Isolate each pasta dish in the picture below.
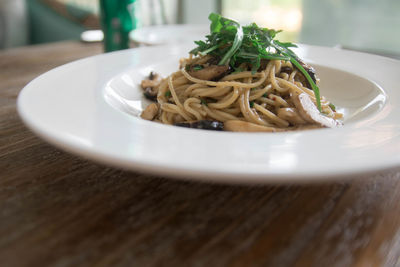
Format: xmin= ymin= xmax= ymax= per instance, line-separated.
xmin=140 ymin=13 xmax=342 ymax=132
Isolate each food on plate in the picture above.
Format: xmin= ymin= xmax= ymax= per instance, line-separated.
xmin=140 ymin=13 xmax=343 ymax=132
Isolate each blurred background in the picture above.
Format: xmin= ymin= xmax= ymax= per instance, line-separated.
xmin=0 ymin=0 xmax=399 ymax=58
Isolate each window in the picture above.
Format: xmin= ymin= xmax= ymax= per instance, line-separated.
xmin=222 ymin=0 xmax=400 ymax=57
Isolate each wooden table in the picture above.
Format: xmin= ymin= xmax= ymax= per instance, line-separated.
xmin=1 ymin=41 xmax=400 ymax=267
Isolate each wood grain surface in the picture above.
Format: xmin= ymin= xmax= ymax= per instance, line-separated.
xmin=1 ymin=41 xmax=400 ymax=267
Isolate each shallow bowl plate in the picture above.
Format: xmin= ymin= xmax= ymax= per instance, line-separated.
xmin=17 ymin=43 xmax=400 ymax=184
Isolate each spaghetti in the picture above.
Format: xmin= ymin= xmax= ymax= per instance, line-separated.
xmin=140 ymin=14 xmax=342 ymax=132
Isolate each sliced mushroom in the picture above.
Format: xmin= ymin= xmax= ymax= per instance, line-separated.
xmin=291 ymin=93 xmax=342 ymax=128
xmin=224 ymin=120 xmax=288 ymax=132
xmin=141 ymin=72 xmax=162 ymax=101
xmin=174 ymin=120 xmax=224 ymax=131
xmin=277 ymin=108 xmax=307 ymax=125
xmin=141 ymin=74 xmax=161 ymax=88
xmin=140 ymin=103 xmax=159 ymax=121
xmin=295 ymin=58 xmax=318 ymax=86
xmin=143 ymin=87 xmax=158 ymax=101
xmin=187 ymin=64 xmax=230 ymax=81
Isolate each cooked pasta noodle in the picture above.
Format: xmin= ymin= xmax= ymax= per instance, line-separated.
xmin=139 ymin=56 xmax=342 ymax=132
xmin=139 ymin=13 xmax=343 ymax=132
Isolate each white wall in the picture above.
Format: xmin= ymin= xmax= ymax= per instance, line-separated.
xmin=181 ymin=0 xmax=217 ymax=24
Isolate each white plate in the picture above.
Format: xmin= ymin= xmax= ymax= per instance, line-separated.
xmin=17 ymin=43 xmax=400 ymax=184
xmin=130 ymin=24 xmax=208 ymax=45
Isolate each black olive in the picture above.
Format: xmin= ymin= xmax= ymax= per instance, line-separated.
xmin=174 ymin=120 xmax=224 ymax=131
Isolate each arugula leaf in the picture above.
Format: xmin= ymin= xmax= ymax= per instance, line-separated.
xmin=192 ymin=64 xmax=204 ymax=71
xmin=289 ymin=57 xmax=322 ymax=111
xmin=190 ymin=13 xmax=322 ymax=112
xmin=206 ymin=13 xmax=244 ymax=65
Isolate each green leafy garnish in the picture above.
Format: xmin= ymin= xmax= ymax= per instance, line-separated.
xmin=200 ymin=98 xmax=208 ymax=106
xmin=165 ymin=91 xmax=171 ymax=97
xmin=329 ymin=103 xmax=336 ymax=111
xmin=190 ymin=13 xmax=322 ymax=112
xmin=192 ymin=64 xmax=204 ymax=71
xmin=249 ymin=101 xmax=255 ymax=108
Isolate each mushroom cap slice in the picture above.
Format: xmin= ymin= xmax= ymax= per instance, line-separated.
xmin=188 ymin=65 xmax=230 ymax=81
xmin=141 ymin=72 xmax=162 ymax=101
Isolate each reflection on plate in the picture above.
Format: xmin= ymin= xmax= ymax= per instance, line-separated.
xmin=17 ymin=43 xmax=400 ymax=184
xmin=130 ymin=24 xmax=208 ymax=45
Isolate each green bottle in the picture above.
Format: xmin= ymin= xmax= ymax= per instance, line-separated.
xmin=99 ymin=0 xmax=137 ymax=52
